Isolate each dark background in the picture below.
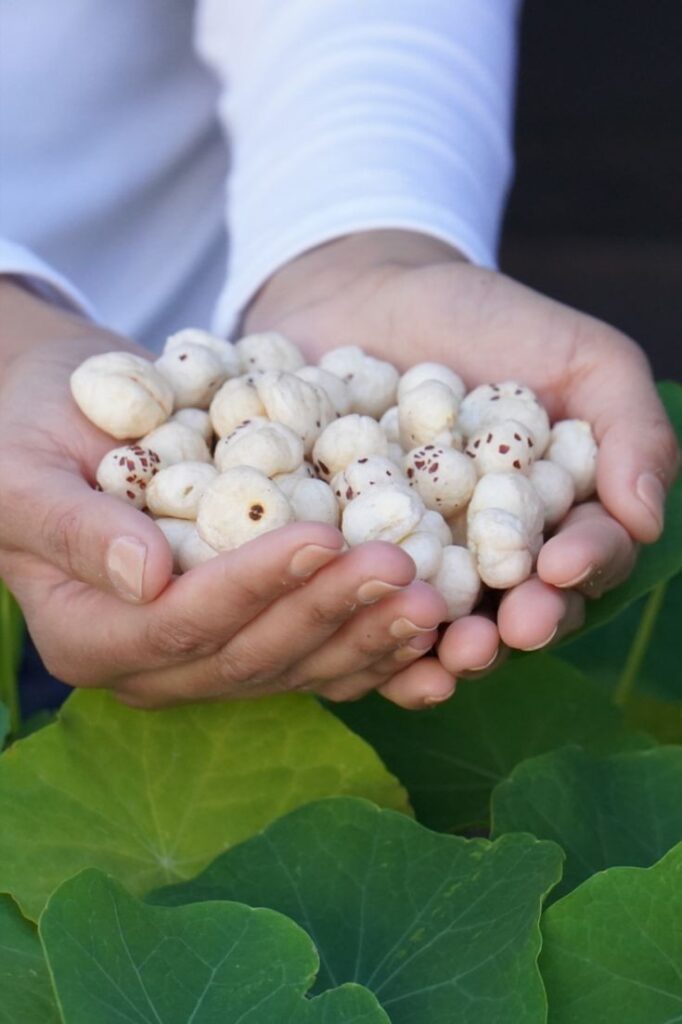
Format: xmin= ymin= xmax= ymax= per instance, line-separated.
xmin=501 ymin=0 xmax=681 ymax=380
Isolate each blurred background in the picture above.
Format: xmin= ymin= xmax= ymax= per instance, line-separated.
xmin=502 ymin=0 xmax=681 ymax=380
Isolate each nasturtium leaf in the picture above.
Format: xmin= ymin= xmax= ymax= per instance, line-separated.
xmin=40 ymin=869 xmax=389 ymax=1024
xmin=0 ymin=702 xmax=8 ymax=750
xmin=492 ymin=746 xmax=682 ymax=901
xmin=0 ymin=689 xmax=408 ymax=921
xmin=565 ymin=381 xmax=682 ymax=641
xmin=0 ymin=894 xmax=58 ymax=1024
xmin=153 ymin=797 xmax=563 ymax=1024
xmin=331 ymin=653 xmax=644 ymax=832
xmin=540 ymin=843 xmax=682 ymax=1024
xmin=624 ymin=693 xmax=682 ymax=744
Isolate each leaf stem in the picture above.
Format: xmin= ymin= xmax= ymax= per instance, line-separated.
xmin=613 ymin=581 xmax=667 ymax=708
xmin=0 ymin=581 xmax=22 ymax=736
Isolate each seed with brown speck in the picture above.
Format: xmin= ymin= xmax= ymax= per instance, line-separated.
xmin=499 ymin=444 xmax=510 ymax=454
xmin=249 ymin=503 xmax=265 ymax=521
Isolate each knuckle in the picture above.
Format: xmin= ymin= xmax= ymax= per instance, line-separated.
xmin=145 ymin=615 xmax=214 ymax=662
xmin=42 ymin=503 xmax=83 ymax=578
xmin=308 ymin=598 xmax=352 ymax=631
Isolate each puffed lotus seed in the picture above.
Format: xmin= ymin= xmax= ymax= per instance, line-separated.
xmin=96 ymin=444 xmax=163 ymax=508
xmin=399 ymin=531 xmax=443 ymax=579
xmin=468 ymin=508 xmax=534 ymax=589
xmin=170 ymin=408 xmax=213 ymax=444
xmin=398 ymin=380 xmax=459 ymax=450
xmin=214 ymin=422 xmax=304 ymax=477
xmin=255 ymin=371 xmax=334 ymax=455
xmin=295 ymin=366 xmax=350 ymax=417
xmin=153 ymin=517 xmax=196 ymax=573
xmin=428 ymin=545 xmax=481 ymax=620
xmin=197 ymin=467 xmax=294 ymax=551
xmin=342 ymin=485 xmax=424 ymax=546
xmin=165 ymin=328 xmax=240 ymax=377
xmin=398 ymin=362 xmax=466 ymax=404
xmin=177 ymin=526 xmax=220 ymax=572
xmin=272 ymin=463 xmax=314 ymax=491
xmin=464 ymin=419 xmax=536 ymax=476
xmin=330 ymin=455 xmax=409 ymax=509
xmin=403 ymin=445 xmax=477 ymax=517
xmin=528 ymin=459 xmax=576 ymax=528
xmin=235 ymin=332 xmax=305 ymax=374
xmin=146 ymin=461 xmax=218 ymax=519
xmin=312 ymin=414 xmax=388 ymax=480
xmin=459 ymin=381 xmax=550 ymax=454
xmin=319 ymin=345 xmax=398 ymax=418
xmin=209 ymin=377 xmax=266 ymax=438
xmin=547 ymin=419 xmax=598 ymax=501
xmin=467 ymin=471 xmax=544 ymax=543
xmin=141 ymin=421 xmax=212 ymax=466
xmin=155 ymin=342 xmax=226 ymax=410
xmin=71 ymin=352 xmax=174 ymax=440
xmin=379 ymin=406 xmax=400 ymax=443
xmin=285 ymin=478 xmax=340 ymax=527
xmin=418 ymin=509 xmax=453 ymax=547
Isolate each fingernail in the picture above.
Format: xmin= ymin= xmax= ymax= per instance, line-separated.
xmin=636 ymin=473 xmax=665 ymax=534
xmin=468 ymin=648 xmax=500 ymax=673
xmin=356 ymin=580 xmax=403 ymax=605
xmin=519 ymin=625 xmax=558 ymax=652
xmin=389 ymin=617 xmax=438 ymax=640
xmin=394 ymin=633 xmax=436 ymax=661
xmin=424 ymin=683 xmax=456 ymax=708
xmin=558 ymin=563 xmax=595 ymax=589
xmin=106 ymin=536 xmax=147 ymax=601
xmin=288 ymin=544 xmax=341 ymax=578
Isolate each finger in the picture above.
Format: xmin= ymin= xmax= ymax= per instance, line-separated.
xmin=0 ymin=460 xmax=173 ymax=602
xmin=285 ymin=580 xmax=446 ymax=687
xmin=537 ymin=502 xmax=636 ymax=597
xmin=567 ymin=335 xmax=679 ymax=542
xmin=497 ymin=576 xmax=583 ymax=651
xmin=437 ymin=615 xmax=501 ymax=676
xmin=114 ymin=541 xmax=418 ymax=705
xmin=11 ymin=523 xmax=346 ymax=685
xmin=377 ymin=658 xmax=456 ymax=710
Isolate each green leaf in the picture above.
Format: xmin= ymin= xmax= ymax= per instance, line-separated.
xmin=565 ymin=381 xmax=682 ymax=641
xmin=540 ymin=843 xmax=682 ymax=1024
xmin=560 ymin=573 xmax=682 ymax=702
xmin=492 ymin=746 xmax=682 ymax=901
xmin=624 ymin=694 xmax=682 ymax=744
xmin=40 ymin=869 xmax=389 ymax=1024
xmin=0 ymin=581 xmax=23 ymax=736
xmin=0 ymin=894 xmax=58 ymax=1024
xmin=330 ymin=653 xmax=644 ymax=833
xmin=153 ymin=797 xmax=563 ymax=1024
xmin=0 ymin=702 xmax=8 ymax=751
xmin=0 ymin=689 xmax=408 ymax=922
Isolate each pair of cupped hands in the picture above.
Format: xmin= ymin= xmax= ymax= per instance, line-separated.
xmin=0 ymin=231 xmax=677 ymax=710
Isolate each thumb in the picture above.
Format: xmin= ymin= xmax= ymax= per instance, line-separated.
xmin=0 ymin=462 xmax=173 ymax=602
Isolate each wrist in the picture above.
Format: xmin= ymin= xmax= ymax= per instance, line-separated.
xmin=243 ymin=230 xmax=467 ymax=335
xmin=0 ymin=278 xmax=136 ymax=375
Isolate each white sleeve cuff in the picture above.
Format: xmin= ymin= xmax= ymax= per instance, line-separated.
xmin=197 ymin=0 xmax=520 ymax=337
xmin=0 ymin=239 xmax=97 ymax=320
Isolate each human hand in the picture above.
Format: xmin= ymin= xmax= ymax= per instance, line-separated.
xmin=243 ymin=230 xmax=679 ymax=691
xmin=0 ymin=282 xmax=453 ymax=709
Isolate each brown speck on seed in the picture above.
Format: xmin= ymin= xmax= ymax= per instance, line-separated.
xmin=126 ymin=490 xmax=135 ymax=500
xmin=139 ymin=481 xmax=146 ymax=490
xmin=316 ymin=420 xmax=320 ymax=428
xmin=415 ymin=460 xmax=425 ymax=469
xmin=486 ymin=434 xmax=493 ymax=444
xmin=126 ymin=475 xmax=135 ymax=483
xmin=358 ymin=458 xmax=368 ymax=464
xmin=428 ymin=463 xmax=439 ymax=474
xmin=407 ymin=468 xmax=414 ymax=478
xmin=179 ymin=353 xmax=187 ymax=361
xmin=513 ymin=460 xmax=521 ymax=469
xmin=474 ymin=439 xmax=481 ymax=449
xmin=491 ymin=395 xmax=500 ymax=401
xmin=424 ymin=445 xmax=435 ymax=451
xmin=499 ymin=444 xmax=510 ymax=454
xmin=126 ymin=459 xmax=135 ymax=470
xmin=386 ymin=470 xmax=392 ymax=476
xmin=528 ymin=438 xmax=534 ymax=447
xmin=514 ymin=433 xmax=521 ymax=442
xmin=466 ymin=450 xmax=475 ymax=458
xmin=515 ymin=388 xmax=523 ymax=395
xmin=249 ymin=503 xmax=265 ymax=521
xmin=346 ymin=487 xmax=353 ymax=500
xmin=318 ymin=460 xmax=329 ymax=475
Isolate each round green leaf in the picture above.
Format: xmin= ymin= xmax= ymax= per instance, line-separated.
xmin=152 ymin=797 xmax=564 ymax=1024
xmin=40 ymin=869 xmax=389 ymax=1023
xmin=541 ymin=843 xmax=682 ymax=1024
xmin=492 ymin=746 xmax=682 ymax=901
xmin=331 ymin=654 xmax=643 ymax=832
xmin=0 ymin=689 xmax=408 ymax=921
xmin=0 ymin=894 xmax=58 ymax=1024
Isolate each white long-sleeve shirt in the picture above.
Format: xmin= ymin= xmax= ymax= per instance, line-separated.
xmin=0 ymin=0 xmax=520 ymax=352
